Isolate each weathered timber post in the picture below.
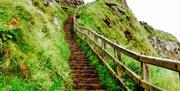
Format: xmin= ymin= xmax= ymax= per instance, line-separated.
xmin=82 ymin=29 xmax=85 ymax=40
xmin=115 ymin=48 xmax=124 ymax=78
xmin=87 ymin=29 xmax=90 ymax=37
xmin=138 ymin=62 xmax=150 ymax=91
xmin=79 ymin=30 xmax=82 ymax=38
xmin=113 ymin=40 xmax=126 ymax=87
xmin=142 ymin=63 xmax=149 ymax=81
xmin=94 ymin=35 xmax=98 ymax=49
xmin=83 ymin=29 xmax=87 ymax=41
xmin=101 ymin=40 xmax=106 ymax=59
xmin=87 ymin=30 xmax=91 ymax=44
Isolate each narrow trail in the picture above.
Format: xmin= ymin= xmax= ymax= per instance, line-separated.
xmin=64 ymin=15 xmax=105 ymax=91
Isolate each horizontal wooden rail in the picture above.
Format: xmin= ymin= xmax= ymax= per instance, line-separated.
xmin=74 ymin=4 xmax=180 ymax=91
xmin=76 ymin=25 xmax=180 ymax=72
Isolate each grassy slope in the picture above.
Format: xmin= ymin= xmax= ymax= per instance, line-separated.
xmin=0 ymin=0 xmax=73 ymax=90
xmin=76 ymin=0 xmax=179 ymax=90
xmin=140 ymin=21 xmax=178 ymax=42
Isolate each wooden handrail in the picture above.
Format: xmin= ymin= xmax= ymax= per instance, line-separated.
xmin=75 ymin=23 xmax=180 ymax=72
xmin=73 ymin=4 xmax=180 ymax=91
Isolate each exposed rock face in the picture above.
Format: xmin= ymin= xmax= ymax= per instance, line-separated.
xmin=44 ymin=0 xmax=54 ymax=6
xmin=58 ymin=0 xmax=84 ymax=7
xmin=120 ymin=0 xmax=127 ymax=6
xmin=149 ymin=33 xmax=180 ymax=60
xmin=103 ymin=16 xmax=113 ymax=28
xmin=105 ymin=2 xmax=125 ymax=15
xmin=150 ymin=37 xmax=180 ymax=52
xmin=140 ymin=21 xmax=180 ymax=60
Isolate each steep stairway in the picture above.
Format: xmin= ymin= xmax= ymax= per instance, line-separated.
xmin=64 ymin=15 xmax=105 ymax=91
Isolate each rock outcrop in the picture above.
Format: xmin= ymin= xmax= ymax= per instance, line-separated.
xmin=58 ymin=0 xmax=84 ymax=7
xmin=149 ymin=36 xmax=180 ymax=60
xmin=140 ymin=21 xmax=180 ymax=60
xmin=44 ymin=0 xmax=54 ymax=6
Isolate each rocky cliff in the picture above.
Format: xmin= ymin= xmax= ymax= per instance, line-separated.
xmin=58 ymin=0 xmax=84 ymax=7
xmin=140 ymin=21 xmax=180 ymax=60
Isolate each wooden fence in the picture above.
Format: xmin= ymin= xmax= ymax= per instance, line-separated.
xmin=73 ymin=5 xmax=180 ymax=91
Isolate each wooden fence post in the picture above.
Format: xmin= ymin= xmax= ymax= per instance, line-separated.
xmin=138 ymin=62 xmax=150 ymax=91
xmin=87 ymin=30 xmax=90 ymax=37
xmin=142 ymin=63 xmax=149 ymax=81
xmin=113 ymin=41 xmax=123 ymax=79
xmin=87 ymin=31 xmax=92 ymax=44
xmin=101 ymin=40 xmax=106 ymax=59
xmin=94 ymin=35 xmax=98 ymax=49
xmin=81 ymin=29 xmax=85 ymax=40
xmin=77 ymin=29 xmax=81 ymax=38
xmin=101 ymin=41 xmax=106 ymax=50
xmin=115 ymin=49 xmax=124 ymax=79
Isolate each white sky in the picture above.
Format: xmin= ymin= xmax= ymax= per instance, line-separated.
xmin=84 ymin=0 xmax=95 ymax=3
xmin=84 ymin=0 xmax=180 ymax=41
xmin=127 ymin=0 xmax=180 ymax=41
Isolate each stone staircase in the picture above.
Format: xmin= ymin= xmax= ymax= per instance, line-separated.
xmin=64 ymin=15 xmax=105 ymax=91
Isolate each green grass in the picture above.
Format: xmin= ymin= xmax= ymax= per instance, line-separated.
xmin=140 ymin=21 xmax=178 ymax=42
xmin=77 ymin=1 xmax=157 ymax=56
xmin=76 ymin=0 xmax=180 ymax=90
xmin=0 ymin=0 xmax=73 ymax=90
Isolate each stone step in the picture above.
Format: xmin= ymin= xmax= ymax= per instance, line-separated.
xmin=70 ymin=60 xmax=89 ymax=63
xmin=70 ymin=48 xmax=81 ymax=51
xmin=72 ymin=70 xmax=97 ymax=74
xmin=70 ymin=65 xmax=92 ymax=69
xmin=72 ymin=74 xmax=98 ymax=78
xmin=71 ymin=56 xmax=87 ymax=60
xmin=71 ymin=67 xmax=93 ymax=71
xmin=77 ymin=89 xmax=105 ymax=91
xmin=75 ymin=83 xmax=103 ymax=89
xmin=70 ymin=60 xmax=89 ymax=64
xmin=69 ymin=64 xmax=91 ymax=67
xmin=70 ymin=58 xmax=88 ymax=61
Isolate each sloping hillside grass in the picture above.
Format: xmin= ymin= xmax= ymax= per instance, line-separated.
xmin=76 ymin=0 xmax=179 ymax=90
xmin=140 ymin=21 xmax=178 ymax=42
xmin=0 ymin=0 xmax=73 ymax=90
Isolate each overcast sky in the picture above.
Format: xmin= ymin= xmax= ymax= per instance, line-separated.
xmin=84 ymin=0 xmax=95 ymax=3
xmin=84 ymin=0 xmax=180 ymax=41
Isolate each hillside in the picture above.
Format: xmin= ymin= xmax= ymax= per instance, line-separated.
xmin=76 ymin=0 xmax=180 ymax=90
xmin=0 ymin=0 xmax=73 ymax=90
xmin=0 ymin=0 xmax=179 ymax=91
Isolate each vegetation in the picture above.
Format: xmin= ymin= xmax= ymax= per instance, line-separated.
xmin=140 ymin=21 xmax=178 ymax=42
xmin=0 ymin=0 xmax=179 ymax=91
xmin=74 ymin=33 xmax=123 ymax=91
xmin=0 ymin=0 xmax=73 ymax=90
xmin=76 ymin=0 xmax=180 ymax=90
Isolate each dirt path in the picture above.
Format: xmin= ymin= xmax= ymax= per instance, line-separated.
xmin=64 ymin=15 xmax=105 ymax=91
